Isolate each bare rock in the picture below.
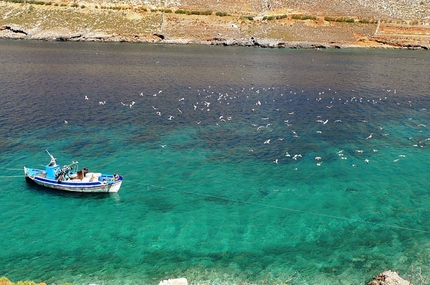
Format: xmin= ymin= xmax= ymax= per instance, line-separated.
xmin=368 ymin=270 xmax=411 ymax=285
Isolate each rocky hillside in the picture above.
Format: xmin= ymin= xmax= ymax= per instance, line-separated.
xmin=138 ymin=0 xmax=430 ymax=20
xmin=1 ymin=0 xmax=429 ymax=48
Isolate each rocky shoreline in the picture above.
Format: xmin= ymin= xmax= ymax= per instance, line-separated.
xmin=158 ymin=271 xmax=414 ymax=285
xmin=1 ymin=0 xmax=429 ymax=50
xmin=1 ymin=23 xmax=429 ymax=50
xmin=0 ymin=270 xmax=416 ymax=285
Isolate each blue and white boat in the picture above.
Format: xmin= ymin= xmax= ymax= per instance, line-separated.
xmin=24 ymin=151 xmax=123 ymax=193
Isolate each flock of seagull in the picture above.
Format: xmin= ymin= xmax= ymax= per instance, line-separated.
xmin=68 ymin=85 xmax=428 ymax=169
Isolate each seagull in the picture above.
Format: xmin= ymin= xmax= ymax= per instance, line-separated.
xmin=64 ymin=120 xmax=68 ymax=124
xmin=292 ymin=154 xmax=302 ymax=160
xmin=366 ymin=133 xmax=373 ymax=140
xmin=85 ymin=95 xmax=89 ymax=100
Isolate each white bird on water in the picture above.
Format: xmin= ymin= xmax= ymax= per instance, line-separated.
xmin=85 ymin=95 xmax=89 ymax=100
xmin=292 ymin=154 xmax=302 ymax=160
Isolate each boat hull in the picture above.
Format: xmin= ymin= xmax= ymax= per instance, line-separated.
xmin=24 ymin=167 xmax=122 ymax=193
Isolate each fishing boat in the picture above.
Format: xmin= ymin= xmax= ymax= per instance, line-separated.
xmin=24 ymin=150 xmax=123 ymax=193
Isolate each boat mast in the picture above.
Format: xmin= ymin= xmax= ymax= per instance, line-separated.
xmin=46 ymin=150 xmax=57 ymax=166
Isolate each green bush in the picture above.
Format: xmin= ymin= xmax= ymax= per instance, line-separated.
xmin=334 ymin=17 xmax=355 ymax=23
xmin=263 ymin=16 xmax=275 ymax=20
xmin=190 ymin=10 xmax=212 ymax=15
xmin=216 ymin=11 xmax=228 ymax=16
xmin=175 ymin=9 xmax=189 ymax=14
xmin=5 ymin=0 xmax=25 ymax=3
xmin=27 ymin=0 xmax=45 ymax=5
xmin=302 ymin=15 xmax=317 ymax=20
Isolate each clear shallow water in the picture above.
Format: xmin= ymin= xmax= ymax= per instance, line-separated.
xmin=0 ymin=40 xmax=429 ymax=285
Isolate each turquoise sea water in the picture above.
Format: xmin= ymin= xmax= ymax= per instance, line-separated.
xmin=0 ymin=40 xmax=429 ymax=285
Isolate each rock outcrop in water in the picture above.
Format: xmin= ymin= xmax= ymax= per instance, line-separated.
xmin=158 ymin=277 xmax=188 ymax=285
xmin=368 ymin=271 xmax=411 ymax=285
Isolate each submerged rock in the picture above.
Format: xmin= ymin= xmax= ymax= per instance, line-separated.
xmin=368 ymin=270 xmax=410 ymax=285
xmin=158 ymin=277 xmax=188 ymax=285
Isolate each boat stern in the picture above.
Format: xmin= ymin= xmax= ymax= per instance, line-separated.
xmin=24 ymin=167 xmax=45 ymax=183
